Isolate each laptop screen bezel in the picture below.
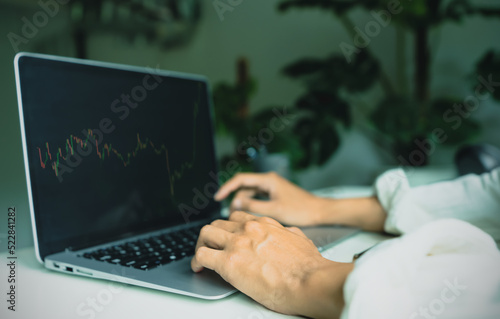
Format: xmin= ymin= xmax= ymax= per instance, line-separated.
xmin=14 ymin=52 xmax=222 ymax=263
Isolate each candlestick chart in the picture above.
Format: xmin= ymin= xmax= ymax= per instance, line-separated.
xmin=36 ymin=103 xmax=199 ymax=197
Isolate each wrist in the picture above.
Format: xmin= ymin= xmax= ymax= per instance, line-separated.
xmin=311 ymin=196 xmax=342 ymax=226
xmin=312 ymin=196 xmax=387 ymax=231
xmin=289 ymin=258 xmax=354 ymax=319
xmin=308 ymin=196 xmax=336 ymax=226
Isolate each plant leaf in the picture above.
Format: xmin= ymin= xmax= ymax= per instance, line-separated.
xmin=282 ymin=58 xmax=325 ymax=78
xmin=443 ymin=0 xmax=474 ymax=22
xmin=295 ymin=91 xmax=351 ymax=127
xmin=370 ymin=95 xmax=420 ymax=144
xmin=292 ymin=116 xmax=341 ymax=167
xmin=475 ymin=50 xmax=500 ymax=102
xmin=293 ymin=117 xmax=315 ymax=168
xmin=277 ymin=0 xmax=358 ymax=15
xmin=317 ymin=124 xmax=340 ymax=166
xmin=344 ymin=50 xmax=380 ymax=93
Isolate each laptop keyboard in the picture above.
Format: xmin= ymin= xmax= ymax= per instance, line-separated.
xmin=79 ymin=224 xmax=203 ymax=271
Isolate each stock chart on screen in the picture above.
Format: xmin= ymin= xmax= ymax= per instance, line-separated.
xmin=18 ymin=56 xmax=219 ymax=252
xmin=36 ymin=102 xmax=199 ymax=197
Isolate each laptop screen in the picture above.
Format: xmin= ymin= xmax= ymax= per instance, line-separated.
xmin=16 ymin=54 xmax=221 ymax=260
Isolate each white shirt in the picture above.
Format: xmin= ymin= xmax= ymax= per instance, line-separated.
xmin=341 ymin=168 xmax=500 ymax=319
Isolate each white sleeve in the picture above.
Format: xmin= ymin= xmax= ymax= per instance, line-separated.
xmin=341 ymin=219 xmax=500 ymax=319
xmin=374 ymin=167 xmax=500 ymax=245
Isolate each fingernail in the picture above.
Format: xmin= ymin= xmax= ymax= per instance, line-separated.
xmin=233 ymin=199 xmax=241 ymax=210
xmin=214 ymin=191 xmax=221 ymax=200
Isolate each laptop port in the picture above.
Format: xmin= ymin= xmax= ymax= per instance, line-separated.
xmin=65 ymin=266 xmax=73 ymax=272
xmin=76 ymin=269 xmax=93 ymax=276
xmin=53 ymin=262 xmax=60 ymax=268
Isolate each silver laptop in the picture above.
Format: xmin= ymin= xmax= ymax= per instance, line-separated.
xmin=14 ymin=52 xmax=358 ymax=300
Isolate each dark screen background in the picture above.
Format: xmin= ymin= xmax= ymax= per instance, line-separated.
xmin=18 ymin=55 xmax=221 ymax=260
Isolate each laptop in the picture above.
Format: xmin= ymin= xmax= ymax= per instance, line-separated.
xmin=14 ymin=52 xmax=358 ymax=300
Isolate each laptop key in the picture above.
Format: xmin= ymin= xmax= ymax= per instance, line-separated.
xmin=80 ymin=223 xmax=202 ymax=270
xmin=136 ymin=264 xmax=150 ymax=270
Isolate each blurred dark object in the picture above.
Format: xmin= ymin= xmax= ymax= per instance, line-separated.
xmin=213 ymin=58 xmax=302 ymax=176
xmin=475 ymin=50 xmax=500 ymax=102
xmin=69 ymin=0 xmax=201 ymax=58
xmin=455 ymin=144 xmax=500 ymax=176
xmin=213 ymin=57 xmax=256 ymax=138
xmin=278 ymin=0 xmax=500 ymax=168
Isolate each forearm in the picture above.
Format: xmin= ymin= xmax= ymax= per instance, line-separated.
xmin=289 ymin=260 xmax=355 ymax=319
xmin=312 ymin=196 xmax=387 ymax=232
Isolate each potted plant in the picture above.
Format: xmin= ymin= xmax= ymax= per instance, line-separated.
xmin=278 ymin=0 xmax=500 ymax=169
xmin=213 ymin=58 xmax=302 ymax=178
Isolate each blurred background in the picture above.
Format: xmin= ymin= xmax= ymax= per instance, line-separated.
xmin=1 ymin=0 xmax=500 ymax=250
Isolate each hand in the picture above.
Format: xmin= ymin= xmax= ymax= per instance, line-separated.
xmin=214 ymin=172 xmax=323 ymax=227
xmin=191 ymin=211 xmax=353 ymax=318
xmin=215 ymin=172 xmax=388 ymax=231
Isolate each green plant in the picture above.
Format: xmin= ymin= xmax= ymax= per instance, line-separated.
xmin=67 ymin=0 xmax=201 ymax=58
xmin=213 ymin=58 xmax=302 ymax=172
xmin=278 ymin=0 xmax=500 ymax=168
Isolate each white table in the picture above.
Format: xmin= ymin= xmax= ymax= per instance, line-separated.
xmin=0 ymin=187 xmax=391 ymax=319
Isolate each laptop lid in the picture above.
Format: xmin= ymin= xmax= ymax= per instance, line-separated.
xmin=15 ymin=52 xmax=222 ymax=263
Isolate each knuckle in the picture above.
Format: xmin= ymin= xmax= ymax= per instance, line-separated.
xmin=199 ymin=224 xmax=212 ymax=237
xmin=210 ymin=219 xmax=224 ymax=227
xmin=288 ymin=226 xmax=300 ymax=233
xmin=243 ymin=220 xmax=262 ymax=232
xmin=229 ymin=210 xmax=245 ymax=220
xmin=233 ymin=234 xmax=251 ymax=248
xmin=259 ymin=216 xmax=277 ymax=225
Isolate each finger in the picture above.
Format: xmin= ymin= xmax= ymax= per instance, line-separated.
xmin=257 ymin=216 xmax=282 ymax=227
xmin=286 ymin=226 xmax=308 ymax=238
xmin=238 ymin=196 xmax=277 ymax=216
xmin=228 ymin=210 xmax=258 ymax=223
xmin=228 ymin=211 xmax=282 ymax=232
xmin=210 ymin=219 xmax=239 ymax=233
xmin=191 ymin=246 xmax=224 ymax=273
xmin=194 ymin=224 xmax=231 ymax=254
xmin=230 ymin=188 xmax=258 ymax=211
xmin=214 ymin=173 xmax=272 ymax=201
